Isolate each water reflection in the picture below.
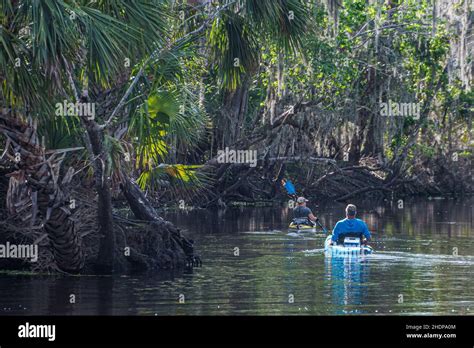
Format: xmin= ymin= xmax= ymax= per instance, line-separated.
xmin=325 ymin=258 xmax=370 ymax=314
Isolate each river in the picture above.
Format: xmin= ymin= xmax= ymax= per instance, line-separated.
xmin=0 ymin=198 xmax=472 ymax=315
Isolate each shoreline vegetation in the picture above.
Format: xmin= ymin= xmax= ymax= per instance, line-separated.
xmin=0 ymin=0 xmax=472 ymax=275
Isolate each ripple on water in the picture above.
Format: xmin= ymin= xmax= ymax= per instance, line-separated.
xmin=369 ymin=251 xmax=474 ymax=266
xmin=302 ymin=248 xmax=325 ymax=254
xmin=241 ymin=230 xmax=281 ymax=234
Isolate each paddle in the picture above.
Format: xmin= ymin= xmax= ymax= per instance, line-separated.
xmin=314 ymin=218 xmax=329 ymax=234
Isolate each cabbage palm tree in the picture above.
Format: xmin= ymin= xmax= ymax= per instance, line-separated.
xmin=0 ymin=0 xmax=208 ymax=273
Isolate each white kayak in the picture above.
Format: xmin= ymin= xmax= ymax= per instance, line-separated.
xmin=324 ymin=235 xmax=373 ymax=257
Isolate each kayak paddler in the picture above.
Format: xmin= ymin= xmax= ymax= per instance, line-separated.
xmin=330 ymin=204 xmax=371 ymax=245
xmin=293 ymin=196 xmax=318 ymax=225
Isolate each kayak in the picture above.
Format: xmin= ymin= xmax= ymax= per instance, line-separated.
xmin=288 ymin=222 xmax=317 ymax=233
xmin=324 ymin=235 xmax=373 ymax=257
xmin=288 ymin=218 xmax=317 ymax=233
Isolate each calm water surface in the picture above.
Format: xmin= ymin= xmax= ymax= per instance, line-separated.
xmin=0 ymin=198 xmax=472 ymax=315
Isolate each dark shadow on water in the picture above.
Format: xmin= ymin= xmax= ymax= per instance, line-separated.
xmin=0 ymin=268 xmax=189 ymax=315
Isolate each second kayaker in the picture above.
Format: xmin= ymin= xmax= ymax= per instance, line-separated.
xmin=330 ymin=204 xmax=371 ymax=245
xmin=293 ymin=196 xmax=318 ymax=225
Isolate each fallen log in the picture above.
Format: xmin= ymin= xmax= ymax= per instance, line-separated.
xmin=334 ymin=185 xmax=393 ymax=201
xmin=121 ymin=176 xmax=201 ymax=269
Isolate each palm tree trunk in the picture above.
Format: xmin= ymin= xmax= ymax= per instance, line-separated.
xmin=81 ymin=117 xmax=115 ymax=274
xmin=0 ymin=113 xmax=84 ymax=273
xmin=218 ymin=78 xmax=250 ymax=147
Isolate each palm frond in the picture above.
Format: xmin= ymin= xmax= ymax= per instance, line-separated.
xmin=209 ymin=10 xmax=259 ymax=90
xmin=136 ymin=163 xmax=211 ymax=201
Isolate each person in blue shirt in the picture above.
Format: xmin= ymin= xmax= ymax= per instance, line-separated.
xmin=281 ymin=178 xmax=297 ymax=201
xmin=330 ymin=204 xmax=371 ymax=245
